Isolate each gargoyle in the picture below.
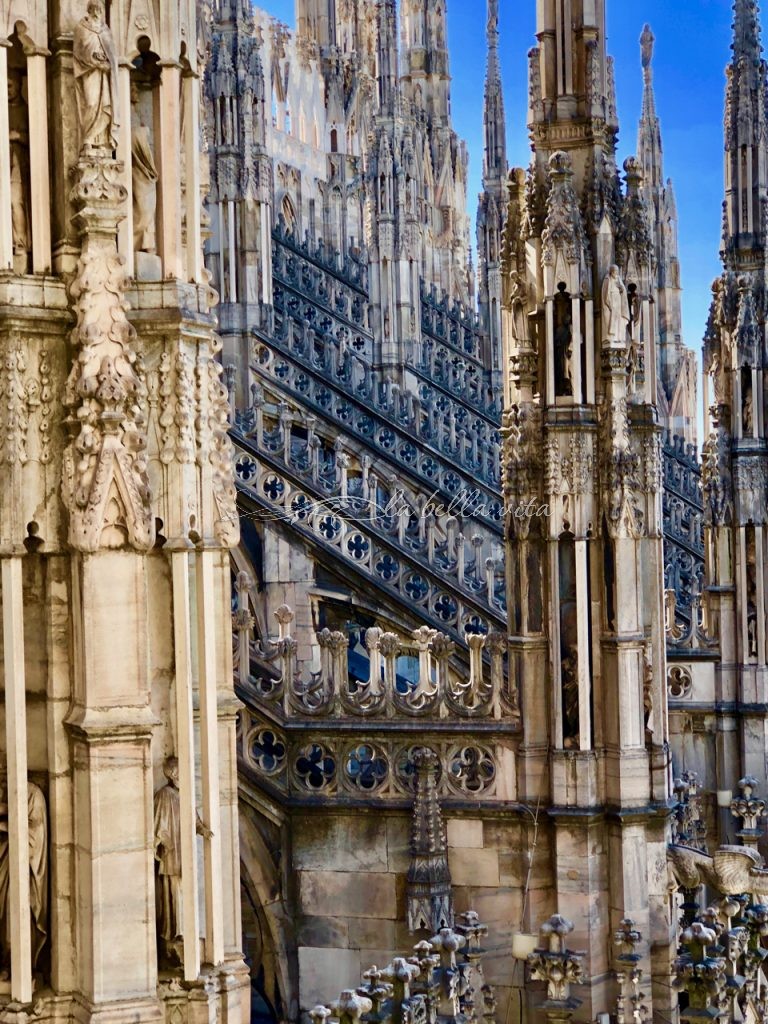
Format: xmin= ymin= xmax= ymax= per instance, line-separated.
xmin=668 ymin=843 xmax=768 ymax=903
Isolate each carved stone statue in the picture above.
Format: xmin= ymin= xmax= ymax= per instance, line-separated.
xmin=130 ymin=84 xmax=158 ymax=253
xmin=640 ymin=24 xmax=655 ymax=69
xmin=554 ymin=311 xmax=573 ymax=396
xmin=0 ymin=777 xmax=48 ymax=977
xmin=73 ymin=0 xmax=119 ymax=153
xmin=602 ymin=265 xmax=630 ymax=344
xmin=561 ymin=651 xmax=579 ymax=746
xmin=153 ymin=756 xmax=211 ymax=966
xmin=7 ymin=74 xmax=30 ymax=261
xmin=626 ymin=340 xmax=639 ymax=396
xmin=743 ymin=382 xmax=754 ymax=434
xmin=509 ymin=272 xmax=528 ymax=343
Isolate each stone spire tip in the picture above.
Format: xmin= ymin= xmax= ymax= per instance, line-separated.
xmin=731 ymin=0 xmax=763 ymax=65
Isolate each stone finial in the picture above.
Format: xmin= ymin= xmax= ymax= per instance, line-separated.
xmin=405 ymin=748 xmax=454 ymax=934
xmin=381 ymin=957 xmax=420 ymax=995
xmin=614 ymin=918 xmax=642 ymax=965
xmin=614 ymin=920 xmax=648 ymax=1024
xmin=672 ymin=769 xmax=707 ymax=850
xmin=358 ymin=964 xmax=393 ymax=1015
xmin=274 ymin=604 xmax=294 ymax=638
xmin=308 ymin=1006 xmax=331 ymax=1024
xmin=330 ymin=990 xmax=373 ymax=1024
xmin=730 ymin=776 xmax=766 ymax=848
xmin=528 ymin=915 xmax=584 ymax=1019
xmin=672 ymin=923 xmax=727 ymax=1020
xmin=457 ymin=909 xmax=489 ymax=955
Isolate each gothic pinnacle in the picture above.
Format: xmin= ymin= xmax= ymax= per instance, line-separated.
xmin=732 ymin=0 xmax=763 ymax=66
xmin=487 ymin=0 xmax=499 ymax=51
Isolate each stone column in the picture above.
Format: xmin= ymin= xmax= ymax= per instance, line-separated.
xmin=196 ymin=549 xmax=225 ymax=966
xmin=170 ymin=549 xmax=202 ymax=981
xmin=157 ymin=61 xmax=183 ymax=279
xmin=116 ymin=62 xmax=133 ymax=275
xmin=0 ymin=42 xmax=13 ymax=270
xmin=62 ymin=150 xmax=158 ymax=1013
xmin=25 ymin=49 xmax=51 ymax=274
xmin=570 ymin=295 xmax=582 ymax=404
xmin=584 ymin=297 xmax=595 ymax=404
xmin=545 ymin=297 xmax=555 ymax=404
xmin=574 ymin=538 xmax=591 ymax=750
xmin=183 ymin=71 xmax=202 ymax=282
xmin=2 ymin=555 xmax=31 ymax=1003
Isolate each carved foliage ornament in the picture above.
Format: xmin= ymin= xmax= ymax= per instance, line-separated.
xmin=62 ymin=157 xmax=153 ymax=552
xmin=541 ymin=152 xmax=587 ymax=267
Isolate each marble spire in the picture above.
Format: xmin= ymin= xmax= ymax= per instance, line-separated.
xmin=482 ymin=0 xmax=506 ymax=192
xmin=723 ymin=0 xmax=768 ymax=264
xmin=637 ymin=24 xmax=662 ymax=191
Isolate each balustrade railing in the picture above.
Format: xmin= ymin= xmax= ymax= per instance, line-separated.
xmin=273 ymin=217 xmax=369 ymax=291
xmin=662 ymin=433 xmax=705 ymax=629
xmin=234 ymin=597 xmax=516 ymax=722
xmin=420 ymin=280 xmax=484 ymax=359
xmin=256 ymin=302 xmax=502 ymax=487
xmin=232 ymin=390 xmax=507 ymax=633
xmin=246 ymin=333 xmax=504 ymax=515
xmin=234 ymin=580 xmax=519 ymax=802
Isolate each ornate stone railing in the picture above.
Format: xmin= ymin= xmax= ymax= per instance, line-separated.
xmin=417 ymin=281 xmax=501 ymax=419
xmin=233 ymin=582 xmax=520 ymax=803
xmin=243 ymin=342 xmax=504 ymax=531
xmin=261 ymin=299 xmax=502 ymax=485
xmin=664 ymin=589 xmax=718 ymax=654
xmin=667 ymin=777 xmax=768 ymax=1024
xmin=420 ymin=280 xmax=484 ymax=359
xmin=232 ymin=402 xmax=507 ymax=636
xmin=235 ymin=599 xmax=516 ymax=722
xmin=663 ymin=432 xmax=704 ymax=628
xmin=237 ymin=704 xmax=514 ymax=801
xmin=411 ymin=361 xmax=500 ymax=435
xmin=273 ymin=216 xmax=369 ymax=294
xmin=271 ymin=255 xmax=373 ymax=369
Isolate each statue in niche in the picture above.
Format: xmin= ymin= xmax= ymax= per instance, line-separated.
xmin=559 ymin=534 xmax=579 ymax=747
xmin=0 ymin=777 xmax=48 ymax=979
xmin=73 ymin=0 xmax=119 ymax=154
xmin=743 ymin=380 xmax=754 ymax=435
xmin=709 ymin=348 xmax=726 ymax=406
xmin=130 ymin=83 xmax=158 ymax=253
xmin=626 ymin=340 xmax=638 ymax=396
xmin=626 ymin=286 xmax=641 ymax=394
xmin=553 ymin=284 xmax=573 ymax=397
xmin=7 ymin=74 xmax=30 ymax=261
xmin=746 ymin=549 xmax=758 ymax=657
xmin=154 ymin=756 xmax=212 ymax=967
xmin=509 ymin=273 xmax=527 ymax=343
xmin=748 ymin=609 xmax=758 ymax=658
xmin=561 ymin=649 xmax=579 ymax=747
xmin=643 ymin=657 xmax=654 ymax=737
xmin=601 ymin=264 xmax=630 ymax=344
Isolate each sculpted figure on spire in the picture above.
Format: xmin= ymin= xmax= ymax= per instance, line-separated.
xmin=641 ymin=23 xmax=654 ymax=69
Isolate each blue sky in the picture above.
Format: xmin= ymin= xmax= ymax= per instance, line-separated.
xmin=259 ymin=0 xmax=740 ymax=354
